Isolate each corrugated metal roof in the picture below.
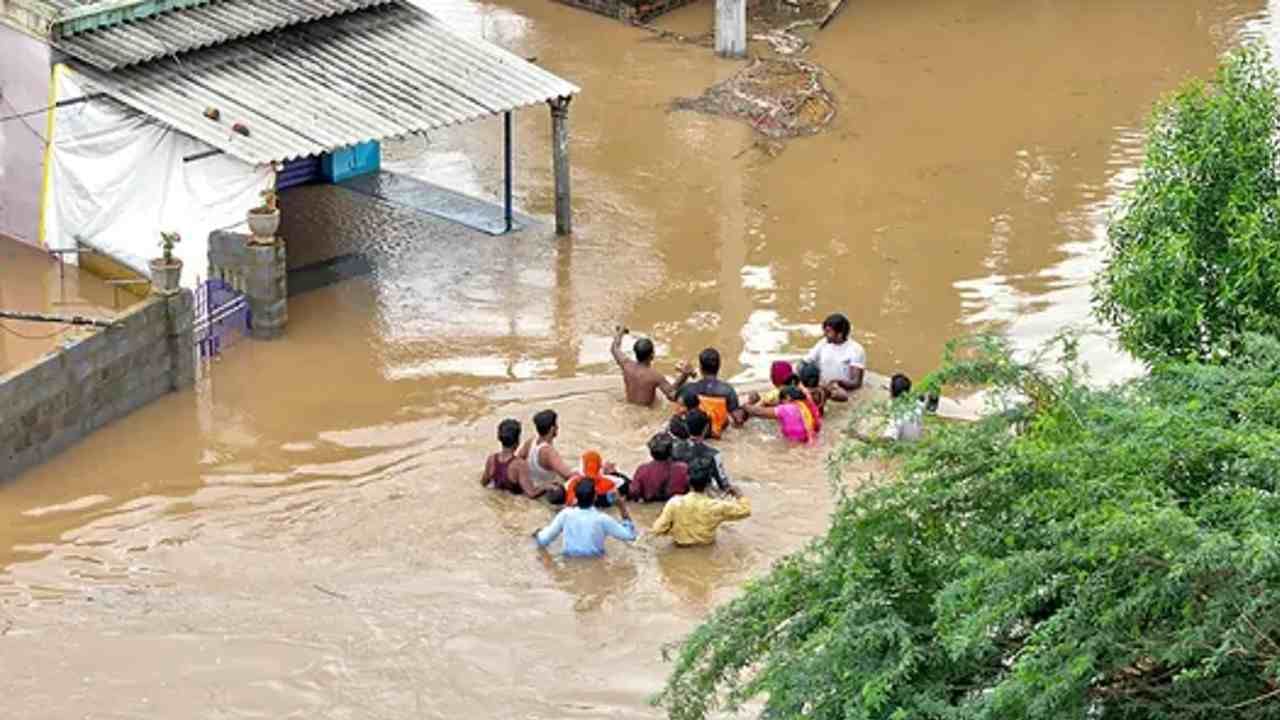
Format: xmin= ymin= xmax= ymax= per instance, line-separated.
xmin=67 ymin=3 xmax=579 ymax=166
xmin=41 ymin=0 xmax=97 ymax=10
xmin=54 ymin=0 xmax=395 ymax=70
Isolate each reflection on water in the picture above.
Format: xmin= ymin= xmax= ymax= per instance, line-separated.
xmin=0 ymin=237 xmax=128 ymax=373
xmin=2 ymin=0 xmax=1276 ymax=717
xmin=954 ymin=123 xmax=1152 ymax=383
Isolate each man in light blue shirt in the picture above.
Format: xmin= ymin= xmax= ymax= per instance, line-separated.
xmin=533 ymin=479 xmax=637 ymax=557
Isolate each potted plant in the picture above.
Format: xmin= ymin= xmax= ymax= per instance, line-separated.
xmin=150 ymin=231 xmax=183 ymax=295
xmin=247 ymin=188 xmax=280 ymax=239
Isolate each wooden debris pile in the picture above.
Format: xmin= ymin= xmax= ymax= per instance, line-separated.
xmin=673 ymin=58 xmax=836 ymax=138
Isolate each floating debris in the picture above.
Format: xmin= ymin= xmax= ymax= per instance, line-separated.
xmin=673 ymin=58 xmax=836 ymax=139
xmin=752 ymin=28 xmax=809 ymax=55
xmin=746 ymin=0 xmax=837 ymax=37
xmin=633 ymin=21 xmax=714 ymax=48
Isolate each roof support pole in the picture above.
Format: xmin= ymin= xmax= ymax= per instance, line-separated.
xmin=550 ymin=96 xmax=572 ymax=236
xmin=715 ymin=0 xmax=747 ymax=58
xmin=504 ymin=110 xmax=514 ymax=233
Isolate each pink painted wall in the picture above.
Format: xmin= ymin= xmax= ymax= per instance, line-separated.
xmin=0 ymin=23 xmax=51 ymax=246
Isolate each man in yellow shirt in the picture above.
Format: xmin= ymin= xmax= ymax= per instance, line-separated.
xmin=651 ymin=456 xmax=751 ymax=546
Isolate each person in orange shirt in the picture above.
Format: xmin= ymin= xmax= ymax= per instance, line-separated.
xmin=672 ymin=348 xmax=747 ymax=436
xmin=565 ymin=450 xmax=628 ymax=508
xmin=651 ymin=456 xmax=751 ymax=546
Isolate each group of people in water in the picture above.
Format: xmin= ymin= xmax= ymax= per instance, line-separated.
xmin=480 ymin=312 xmax=924 ymax=558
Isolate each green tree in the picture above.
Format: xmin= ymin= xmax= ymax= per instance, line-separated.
xmin=657 ymin=334 xmax=1280 ymax=719
xmin=1096 ymin=44 xmax=1280 ymax=364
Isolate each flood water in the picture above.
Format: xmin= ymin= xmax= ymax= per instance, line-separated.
xmin=0 ymin=236 xmax=132 ymax=374
xmin=2 ymin=1 xmax=1275 ymax=717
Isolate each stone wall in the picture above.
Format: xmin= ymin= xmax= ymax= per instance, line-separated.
xmin=552 ymin=0 xmax=699 ymax=23
xmin=0 ymin=291 xmax=196 ymax=481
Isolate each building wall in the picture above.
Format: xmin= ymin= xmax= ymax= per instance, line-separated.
xmin=0 ymin=291 xmax=196 ymax=481
xmin=0 ymin=22 xmax=51 ymax=245
xmin=553 ymin=0 xmax=698 ymax=23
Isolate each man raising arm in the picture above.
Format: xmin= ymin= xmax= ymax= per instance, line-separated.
xmin=611 ymin=325 xmax=693 ymax=406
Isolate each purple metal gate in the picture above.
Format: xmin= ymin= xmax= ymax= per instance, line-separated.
xmin=193 ymin=277 xmax=249 ymax=359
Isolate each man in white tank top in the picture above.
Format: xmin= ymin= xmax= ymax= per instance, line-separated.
xmin=519 ymin=409 xmax=576 ymax=490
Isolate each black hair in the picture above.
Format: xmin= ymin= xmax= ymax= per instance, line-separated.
xmin=780 ymin=386 xmax=805 ymax=402
xmin=688 ymin=456 xmax=715 ymax=492
xmin=533 ymin=409 xmax=557 ymax=436
xmin=685 ymin=408 xmax=711 ymax=439
xmin=890 ymin=373 xmax=912 ymax=399
xmin=545 ymin=485 xmax=567 ymax=505
xmin=797 ymin=361 xmax=821 ymax=388
xmin=648 ymin=432 xmax=673 ymax=461
xmin=822 ymin=313 xmax=851 ymax=341
xmin=497 ymin=418 xmax=521 ymax=449
xmin=573 ymin=477 xmax=596 ymax=508
xmin=698 ymin=347 xmax=721 ymax=376
xmin=634 ymin=337 xmax=655 ymax=363
xmin=668 ymin=415 xmax=690 ymax=440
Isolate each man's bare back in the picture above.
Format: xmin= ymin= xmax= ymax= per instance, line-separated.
xmin=621 ymin=361 xmax=668 ymax=405
xmin=612 ymin=326 xmax=692 ymax=407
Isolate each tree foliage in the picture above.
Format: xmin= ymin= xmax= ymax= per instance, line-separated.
xmin=657 ymin=334 xmax=1280 ymax=719
xmin=1096 ymin=44 xmax=1280 ymax=364
xmin=658 ymin=44 xmax=1280 ymax=720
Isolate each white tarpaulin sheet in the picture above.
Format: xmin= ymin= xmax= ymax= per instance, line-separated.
xmin=42 ymin=64 xmax=273 ymax=286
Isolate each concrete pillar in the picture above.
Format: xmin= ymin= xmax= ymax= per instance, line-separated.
xmin=550 ymin=97 xmax=572 ymax=236
xmin=207 ymin=230 xmax=288 ymax=340
xmin=244 ymin=241 xmax=288 ymax=340
xmin=164 ymin=289 xmax=197 ymax=390
xmin=715 ymin=0 xmax=747 ymax=58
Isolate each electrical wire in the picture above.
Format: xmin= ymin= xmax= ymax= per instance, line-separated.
xmin=0 ymin=94 xmax=49 ymax=146
xmin=0 ymin=88 xmax=171 ymax=150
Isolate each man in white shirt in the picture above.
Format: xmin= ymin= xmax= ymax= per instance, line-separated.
xmin=804 ymin=312 xmax=866 ymax=391
xmin=883 ymin=373 xmax=924 ymax=442
xmin=851 ymin=373 xmax=925 ymax=445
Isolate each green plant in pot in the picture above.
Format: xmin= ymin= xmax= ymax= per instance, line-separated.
xmin=247 ymin=188 xmax=280 ymax=240
xmin=150 ymin=230 xmax=183 ymax=295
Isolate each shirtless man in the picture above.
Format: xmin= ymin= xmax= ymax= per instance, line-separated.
xmin=611 ymin=325 xmax=694 ymax=406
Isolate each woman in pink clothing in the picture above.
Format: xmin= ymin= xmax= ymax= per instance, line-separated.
xmin=744 ymin=387 xmax=818 ymax=443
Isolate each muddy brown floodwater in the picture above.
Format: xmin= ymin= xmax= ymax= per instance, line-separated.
xmin=2 ymin=1 xmax=1276 ymax=717
xmin=0 ymin=237 xmax=131 ymax=374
